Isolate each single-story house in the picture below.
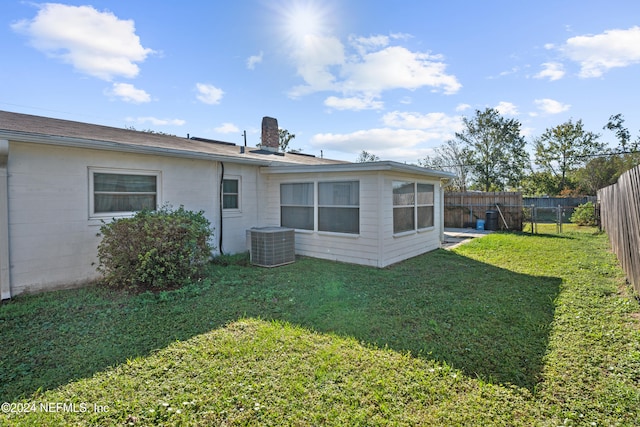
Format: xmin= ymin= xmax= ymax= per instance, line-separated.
xmin=0 ymin=110 xmax=454 ymax=299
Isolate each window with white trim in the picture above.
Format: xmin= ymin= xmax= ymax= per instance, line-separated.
xmin=222 ymin=178 xmax=240 ymax=210
xmin=417 ymin=183 xmax=435 ymax=229
xmin=280 ymin=181 xmax=361 ymax=234
xmin=90 ymin=168 xmax=159 ymax=218
xmin=393 ymin=181 xmax=434 ymax=233
xmin=318 ymin=181 xmax=359 ymax=234
xmin=280 ymin=183 xmax=314 ymax=230
xmin=393 ymin=181 xmax=415 ymax=233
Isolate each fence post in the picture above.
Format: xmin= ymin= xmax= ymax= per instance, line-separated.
xmin=531 ymin=204 xmax=535 ymax=235
xmin=556 ymin=205 xmax=563 ymax=234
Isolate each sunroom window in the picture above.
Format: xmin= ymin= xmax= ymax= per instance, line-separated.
xmin=318 ymin=181 xmax=359 ymax=234
xmin=417 ymin=183 xmax=435 ymax=229
xmin=393 ymin=181 xmax=434 ymax=233
xmin=280 ymin=183 xmax=314 ymax=230
xmin=393 ymin=181 xmax=415 ymax=233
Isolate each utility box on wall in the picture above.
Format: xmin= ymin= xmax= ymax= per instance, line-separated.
xmin=248 ymin=227 xmax=295 ymax=267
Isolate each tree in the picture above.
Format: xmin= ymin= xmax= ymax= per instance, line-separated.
xmin=454 ymin=108 xmax=529 ymax=191
xmin=521 ymin=170 xmax=563 ymax=196
xmin=533 ymin=119 xmax=604 ymax=193
xmin=572 ymin=114 xmax=640 ymax=195
xmin=419 ymin=139 xmax=473 ymax=191
xmin=603 ymin=113 xmax=640 ymax=169
xmin=574 ymin=155 xmax=622 ymax=195
xmin=604 ymin=113 xmax=638 ymax=152
xmin=356 ymin=150 xmax=380 ymax=162
xmin=278 ymin=129 xmax=296 ymax=152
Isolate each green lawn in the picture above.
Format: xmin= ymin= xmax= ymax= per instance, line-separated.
xmin=1 ymin=225 xmax=639 ymax=425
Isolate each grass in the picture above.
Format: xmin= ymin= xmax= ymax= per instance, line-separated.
xmin=1 ymin=224 xmax=639 ymax=425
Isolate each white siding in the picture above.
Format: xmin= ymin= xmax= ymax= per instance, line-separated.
xmin=7 ymin=142 xmax=220 ymax=295
xmin=262 ymin=171 xmax=382 ymax=267
xmin=218 ymin=163 xmax=261 ymax=254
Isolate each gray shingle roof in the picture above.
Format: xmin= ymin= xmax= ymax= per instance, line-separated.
xmin=0 ymin=110 xmax=346 ymax=166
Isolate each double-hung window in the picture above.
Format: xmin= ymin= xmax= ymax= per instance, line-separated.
xmin=90 ymin=168 xmax=159 ymax=217
xmin=393 ymin=181 xmax=434 ymax=233
xmin=280 ymin=183 xmax=314 ymax=230
xmin=222 ymin=179 xmax=240 ymax=210
xmin=318 ymin=181 xmax=359 ymax=234
xmin=417 ymin=183 xmax=435 ymax=229
xmin=393 ymin=181 xmax=415 ymax=233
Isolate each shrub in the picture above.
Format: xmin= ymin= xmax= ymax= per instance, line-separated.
xmin=570 ymin=201 xmax=597 ymax=226
xmin=97 ymin=206 xmax=215 ymax=291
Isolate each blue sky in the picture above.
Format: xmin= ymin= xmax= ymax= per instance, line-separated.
xmin=2 ymin=1 xmax=640 ymax=163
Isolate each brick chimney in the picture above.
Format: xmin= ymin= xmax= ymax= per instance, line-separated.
xmin=261 ymin=116 xmax=279 ymax=152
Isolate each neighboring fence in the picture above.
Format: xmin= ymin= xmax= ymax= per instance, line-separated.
xmin=444 ymin=192 xmax=523 ymax=230
xmin=598 ymin=165 xmax=640 ymax=294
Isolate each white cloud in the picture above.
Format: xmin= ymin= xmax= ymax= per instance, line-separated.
xmin=324 ymin=95 xmax=383 ymax=111
xmin=196 ymin=83 xmax=224 ymax=104
xmin=390 ymin=32 xmax=413 ymax=41
xmin=558 ymin=26 xmax=640 ymax=77
xmin=495 ymin=101 xmax=519 ymax=116
xmin=349 ymin=34 xmax=390 ymax=55
xmin=289 ymin=34 xmax=345 ymax=96
xmin=215 ymin=123 xmax=240 ymax=133
xmin=127 ymin=116 xmax=185 ymax=126
xmin=534 ymin=62 xmax=565 ymax=81
xmin=382 ymin=111 xmax=463 ymax=133
xmin=310 ymin=128 xmax=443 ymax=162
xmin=106 ymin=83 xmax=151 ymax=103
xmin=309 ymin=111 xmax=463 ymax=162
xmin=11 ymin=3 xmax=154 ymax=81
xmin=534 ymin=98 xmax=571 ymax=114
xmin=247 ymin=51 xmax=263 ymax=70
xmin=342 ymin=46 xmax=461 ymax=95
xmin=498 ymin=66 xmax=521 ymax=77
xmin=289 ymin=33 xmax=461 ymax=100
xmin=455 ymin=103 xmax=471 ymax=112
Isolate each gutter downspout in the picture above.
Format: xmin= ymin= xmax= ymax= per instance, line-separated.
xmin=0 ymin=140 xmax=10 ymax=300
xmin=219 ymin=162 xmax=224 ymax=255
xmin=439 ymin=178 xmax=449 ymax=247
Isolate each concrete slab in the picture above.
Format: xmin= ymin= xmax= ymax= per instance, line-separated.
xmin=442 ymin=227 xmax=493 ymax=250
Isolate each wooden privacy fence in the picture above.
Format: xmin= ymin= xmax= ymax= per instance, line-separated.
xmin=444 ymin=192 xmax=523 ymax=230
xmin=598 ymin=165 xmax=640 ymax=294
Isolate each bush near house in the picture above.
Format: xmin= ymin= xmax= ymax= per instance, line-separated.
xmin=570 ymin=201 xmax=597 ymax=226
xmin=97 ymin=206 xmax=214 ymax=291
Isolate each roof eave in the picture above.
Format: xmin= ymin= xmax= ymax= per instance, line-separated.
xmin=0 ymin=130 xmax=272 ymax=166
xmin=261 ymin=160 xmax=456 ymax=179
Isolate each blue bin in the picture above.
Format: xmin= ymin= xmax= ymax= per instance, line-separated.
xmin=476 ymin=219 xmax=485 ymax=230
